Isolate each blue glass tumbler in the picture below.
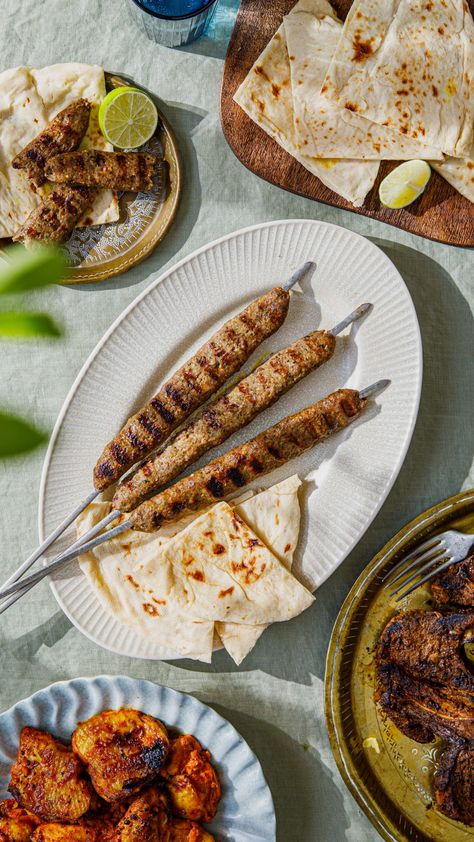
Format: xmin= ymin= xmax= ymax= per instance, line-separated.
xmin=129 ymin=0 xmax=220 ymax=47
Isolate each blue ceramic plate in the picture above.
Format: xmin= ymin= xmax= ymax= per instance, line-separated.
xmin=0 ymin=675 xmax=275 ymax=842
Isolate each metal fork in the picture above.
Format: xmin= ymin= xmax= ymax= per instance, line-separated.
xmin=384 ymin=529 xmax=474 ymax=601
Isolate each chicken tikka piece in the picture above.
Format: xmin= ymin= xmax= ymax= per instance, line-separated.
xmin=160 ymin=735 xmax=221 ymax=824
xmin=72 ymin=709 xmax=169 ymax=803
xmin=114 ymin=787 xmax=170 ymax=841
xmin=169 ymin=819 xmax=215 ymax=842
xmin=32 ymin=817 xmax=115 ymax=842
xmin=8 ymin=727 xmax=93 ymax=822
xmin=0 ymin=799 xmax=41 ymax=842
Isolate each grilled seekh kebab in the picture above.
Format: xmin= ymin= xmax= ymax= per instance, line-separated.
xmin=0 ymin=265 xmax=311 ymax=602
xmin=0 ymin=381 xmax=389 ymax=601
xmin=63 ymin=303 xmax=369 ymax=547
xmin=11 ymin=99 xmax=91 ymax=187
xmin=13 ymin=184 xmax=95 ymax=246
xmin=45 ymin=150 xmax=160 ymax=192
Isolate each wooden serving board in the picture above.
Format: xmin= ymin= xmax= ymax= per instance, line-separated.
xmin=221 ymin=0 xmax=474 ymax=247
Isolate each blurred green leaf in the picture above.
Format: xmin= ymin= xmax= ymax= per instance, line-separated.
xmin=0 ymin=412 xmax=47 ymax=457
xmin=0 ymin=244 xmax=67 ymax=295
xmin=0 ymin=311 xmax=62 ymax=338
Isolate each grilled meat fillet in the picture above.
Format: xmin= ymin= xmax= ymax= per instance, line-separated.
xmin=432 ymin=552 xmax=474 ymax=607
xmin=12 ymin=185 xmax=94 ymax=246
xmin=169 ymin=819 xmax=215 ymax=842
xmin=32 ymin=819 xmax=115 ymax=842
xmin=130 ymin=388 xmax=365 ymax=532
xmin=160 ymin=735 xmax=221 ymax=824
xmin=376 ymin=610 xmax=474 ymax=692
xmin=113 ymin=329 xmax=336 ymax=512
xmin=93 ymin=287 xmax=290 ymax=491
xmin=376 ymin=662 xmax=474 ymax=742
xmin=434 ymin=741 xmax=474 ymax=826
xmin=11 ymin=99 xmax=91 ymax=187
xmin=72 ymin=709 xmax=169 ymax=803
xmin=114 ymin=787 xmax=170 ymax=841
xmin=0 ymin=799 xmax=41 ymax=842
xmin=8 ymin=727 xmax=93 ymax=822
xmin=45 ymin=151 xmax=159 ymax=192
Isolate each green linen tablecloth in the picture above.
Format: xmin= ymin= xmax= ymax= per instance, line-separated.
xmin=0 ymin=2 xmax=473 ymax=839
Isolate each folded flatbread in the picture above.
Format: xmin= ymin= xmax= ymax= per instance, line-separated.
xmin=431 ymin=150 xmax=474 ymax=203
xmin=216 ymin=474 xmax=303 ymax=664
xmin=151 ymin=502 xmax=313 ymax=625
xmin=321 ymin=0 xmax=474 ymax=158
xmin=77 ymin=476 xmax=309 ymax=664
xmin=233 ymin=20 xmax=380 ymax=206
xmin=0 ymin=63 xmax=119 ymax=238
xmin=283 ymin=0 xmax=443 ymax=160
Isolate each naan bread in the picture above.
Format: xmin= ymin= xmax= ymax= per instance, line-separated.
xmin=284 ymin=0 xmax=443 ymax=160
xmin=77 ymin=477 xmax=307 ymax=664
xmin=234 ymin=21 xmax=380 ymax=206
xmin=0 ymin=63 xmax=119 ymax=238
xmin=321 ymin=0 xmax=474 ymax=158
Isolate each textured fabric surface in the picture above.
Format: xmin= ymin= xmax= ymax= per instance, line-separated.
xmin=0 ymin=2 xmax=473 ymax=840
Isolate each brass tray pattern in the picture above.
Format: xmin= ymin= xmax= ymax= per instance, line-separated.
xmin=325 ymin=489 xmax=474 ymax=842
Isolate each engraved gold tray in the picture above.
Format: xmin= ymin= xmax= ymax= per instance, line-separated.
xmin=325 ymin=488 xmax=474 ymax=842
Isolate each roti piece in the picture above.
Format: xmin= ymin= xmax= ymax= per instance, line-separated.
xmin=283 ymin=0 xmax=443 ymax=160
xmin=0 ymin=63 xmax=119 ymax=238
xmin=432 ymin=151 xmax=474 ymax=203
xmin=321 ymin=0 xmax=474 ymax=158
xmin=0 ymin=67 xmax=49 ymax=238
xmin=148 ymin=502 xmax=313 ymax=625
xmin=216 ymin=475 xmax=302 ymax=664
xmin=234 ymin=21 xmax=379 ymax=207
xmin=77 ymin=503 xmax=215 ymax=663
xmin=76 ymin=477 xmax=307 ymax=664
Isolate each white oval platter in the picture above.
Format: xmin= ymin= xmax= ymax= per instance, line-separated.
xmin=39 ymin=219 xmax=422 ymax=659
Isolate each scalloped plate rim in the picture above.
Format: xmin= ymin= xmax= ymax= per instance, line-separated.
xmin=0 ymin=673 xmax=276 ymax=842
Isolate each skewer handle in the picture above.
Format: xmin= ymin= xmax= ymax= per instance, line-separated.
xmin=0 ymin=520 xmax=131 ymax=602
xmin=0 ymin=489 xmax=99 ymax=591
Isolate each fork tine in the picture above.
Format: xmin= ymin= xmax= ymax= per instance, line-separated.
xmin=382 ymin=537 xmax=441 ymax=583
xmin=387 ymin=543 xmax=445 ymax=588
xmin=395 ymin=555 xmax=454 ymax=602
xmin=390 ymin=549 xmax=447 ymax=595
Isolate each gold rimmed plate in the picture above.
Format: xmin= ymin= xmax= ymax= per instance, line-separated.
xmin=1 ymin=73 xmax=182 ymax=284
xmin=325 ymin=489 xmax=474 ymax=842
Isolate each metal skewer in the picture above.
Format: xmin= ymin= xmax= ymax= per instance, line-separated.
xmin=0 ymin=375 xmax=388 ymax=607
xmin=0 ymin=263 xmax=315 ymax=603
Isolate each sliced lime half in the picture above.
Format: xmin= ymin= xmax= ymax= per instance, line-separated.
xmin=98 ymin=86 xmax=158 ymax=150
xmin=379 ymin=160 xmax=432 ymax=209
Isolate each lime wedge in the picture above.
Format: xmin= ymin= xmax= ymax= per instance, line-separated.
xmin=98 ymin=86 xmax=158 ymax=150
xmin=379 ymin=160 xmax=431 ymax=209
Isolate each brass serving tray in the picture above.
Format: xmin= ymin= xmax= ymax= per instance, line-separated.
xmin=1 ymin=73 xmax=182 ymax=284
xmin=325 ymin=489 xmax=474 ymax=842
